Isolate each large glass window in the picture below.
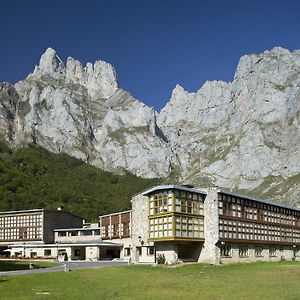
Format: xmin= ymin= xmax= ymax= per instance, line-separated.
xmin=149 ymin=216 xmax=172 ymax=239
xmin=149 ymin=189 xmax=205 ymax=241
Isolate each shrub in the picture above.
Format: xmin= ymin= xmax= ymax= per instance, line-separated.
xmin=156 ymin=254 xmax=166 ymax=265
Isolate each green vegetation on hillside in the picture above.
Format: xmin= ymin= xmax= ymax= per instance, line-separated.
xmin=1 ymin=262 xmax=300 ymax=299
xmin=237 ymin=174 xmax=300 ymax=207
xmin=0 ymin=142 xmax=160 ymax=221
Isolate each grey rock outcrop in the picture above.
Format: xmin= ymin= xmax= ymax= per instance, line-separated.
xmin=158 ymin=47 xmax=300 ymax=204
xmin=0 ymin=47 xmax=299 ymax=204
xmin=5 ymin=48 xmax=171 ymax=178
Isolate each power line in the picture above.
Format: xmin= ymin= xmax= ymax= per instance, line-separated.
xmin=132 ymin=17 xmax=300 ymax=98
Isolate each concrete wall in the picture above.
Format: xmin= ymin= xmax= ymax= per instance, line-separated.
xmin=85 ymin=246 xmax=100 ymax=261
xmin=55 ymin=233 xmax=101 ymax=243
xmin=9 ymin=244 xmax=61 ymax=259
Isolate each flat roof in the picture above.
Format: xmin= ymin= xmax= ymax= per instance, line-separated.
xmin=0 ymin=208 xmax=44 ymax=215
xmin=99 ymin=210 xmax=132 ymax=218
xmin=0 ymin=208 xmax=83 ymax=220
xmin=8 ymin=241 xmax=124 ymax=247
xmin=220 ymin=189 xmax=300 ymax=212
xmin=141 ymin=185 xmax=207 ymax=196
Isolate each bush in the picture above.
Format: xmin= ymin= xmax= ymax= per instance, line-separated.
xmin=156 ymin=254 xmax=166 ymax=265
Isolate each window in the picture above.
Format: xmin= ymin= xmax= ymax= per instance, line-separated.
xmin=19 ymin=228 xmax=27 ymax=239
xmin=93 ymin=229 xmax=100 ymax=235
xmin=136 ymin=247 xmax=142 ymax=256
xmin=101 ymin=225 xmax=109 ymax=238
xmin=74 ymin=249 xmax=81 ymax=256
xmin=220 ymin=244 xmax=231 ymax=257
xmin=122 ymin=222 xmax=130 ymax=237
xmin=58 ymin=249 xmax=66 ymax=256
xmin=44 ymin=249 xmax=51 ymax=256
xmin=113 ymin=224 xmax=119 ymax=236
xmin=147 ymin=246 xmax=155 ymax=255
xmin=82 ymin=230 xmax=92 ymax=236
xmin=255 ymin=247 xmax=263 ymax=257
xmin=293 ymin=247 xmax=299 ymax=257
xmin=58 ymin=232 xmax=66 ymax=237
xmin=239 ymin=245 xmax=249 ymax=257
xmin=149 ymin=216 xmax=173 ymax=239
xmin=124 ymin=248 xmax=131 ymax=256
xmin=269 ymin=247 xmax=276 ymax=257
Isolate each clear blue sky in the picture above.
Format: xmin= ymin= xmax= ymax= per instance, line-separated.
xmin=0 ymin=0 xmax=300 ymax=110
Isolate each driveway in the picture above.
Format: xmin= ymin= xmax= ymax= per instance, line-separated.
xmin=0 ymin=260 xmax=128 ymax=276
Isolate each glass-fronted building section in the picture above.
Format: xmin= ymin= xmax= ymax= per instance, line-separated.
xmin=148 ymin=187 xmax=205 ymax=242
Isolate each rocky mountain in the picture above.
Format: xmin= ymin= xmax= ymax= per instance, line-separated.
xmin=0 ymin=47 xmax=299 ymax=205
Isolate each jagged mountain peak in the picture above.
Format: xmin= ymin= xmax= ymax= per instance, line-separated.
xmin=27 ymin=47 xmax=119 ymax=100
xmin=0 ymin=47 xmax=299 ymax=205
xmin=33 ymin=47 xmax=64 ymax=76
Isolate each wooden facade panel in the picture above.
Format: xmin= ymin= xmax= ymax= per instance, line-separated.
xmin=121 ymin=212 xmax=130 ymax=222
xmin=101 ymin=216 xmax=110 ymax=226
xmin=111 ymin=215 xmax=119 ymax=224
xmin=99 ymin=211 xmax=132 ymax=239
xmin=218 ymin=193 xmax=300 ymax=245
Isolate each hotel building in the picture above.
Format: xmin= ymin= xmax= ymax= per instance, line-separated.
xmin=0 ymin=185 xmax=299 ymax=264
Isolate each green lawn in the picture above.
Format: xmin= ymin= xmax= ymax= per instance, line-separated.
xmin=0 ymin=260 xmax=57 ymax=272
xmin=0 ymin=261 xmax=300 ymax=299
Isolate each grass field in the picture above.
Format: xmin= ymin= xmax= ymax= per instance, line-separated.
xmin=0 ymin=261 xmax=300 ymax=299
xmin=0 ymin=260 xmax=57 ymax=271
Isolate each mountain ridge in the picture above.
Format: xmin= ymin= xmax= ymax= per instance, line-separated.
xmin=0 ymin=47 xmax=299 ymax=206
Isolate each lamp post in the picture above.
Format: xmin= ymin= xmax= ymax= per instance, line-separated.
xmin=56 ymin=242 xmax=58 ymax=260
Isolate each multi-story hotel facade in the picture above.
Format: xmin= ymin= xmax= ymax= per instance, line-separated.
xmin=130 ymin=186 xmax=300 ymax=264
xmin=0 ymin=185 xmax=299 ymax=264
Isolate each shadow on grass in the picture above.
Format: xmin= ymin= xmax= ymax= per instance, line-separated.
xmin=0 ymin=261 xmax=53 ymax=272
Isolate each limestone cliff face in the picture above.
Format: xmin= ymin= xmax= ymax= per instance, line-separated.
xmin=158 ymin=47 xmax=300 ymax=204
xmin=0 ymin=47 xmax=299 ymax=204
xmin=4 ymin=48 xmax=170 ymax=178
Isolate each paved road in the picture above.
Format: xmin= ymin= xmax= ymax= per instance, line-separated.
xmin=0 ymin=260 xmax=128 ymax=276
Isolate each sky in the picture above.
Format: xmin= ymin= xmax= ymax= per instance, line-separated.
xmin=0 ymin=0 xmax=300 ymax=111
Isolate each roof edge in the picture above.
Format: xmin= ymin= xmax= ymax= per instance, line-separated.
xmin=140 ymin=185 xmax=208 ymax=196
xmin=219 ymin=189 xmax=300 ymax=212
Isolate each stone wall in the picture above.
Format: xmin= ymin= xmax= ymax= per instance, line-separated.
xmin=131 ymin=193 xmax=154 ymax=263
xmin=156 ymin=242 xmax=178 ymax=264
xmin=199 ymin=187 xmax=220 ymax=264
xmin=220 ymin=244 xmax=299 ymax=264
